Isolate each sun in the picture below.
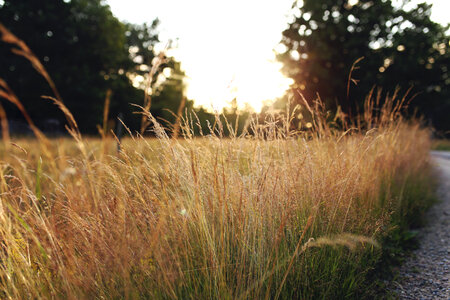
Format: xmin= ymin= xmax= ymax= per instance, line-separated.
xmin=229 ymin=60 xmax=293 ymax=112
xmin=182 ymin=54 xmax=293 ymax=113
xmin=107 ymin=0 xmax=296 ymax=113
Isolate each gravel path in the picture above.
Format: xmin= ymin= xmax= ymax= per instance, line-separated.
xmin=390 ymin=151 xmax=450 ymax=299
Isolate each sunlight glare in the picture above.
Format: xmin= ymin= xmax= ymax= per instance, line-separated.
xmin=184 ymin=57 xmax=293 ymax=112
xmin=107 ymin=0 xmax=294 ymax=112
xmin=107 ymin=0 xmax=447 ymax=112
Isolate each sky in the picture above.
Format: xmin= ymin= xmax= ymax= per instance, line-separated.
xmin=107 ymin=0 xmax=449 ymax=112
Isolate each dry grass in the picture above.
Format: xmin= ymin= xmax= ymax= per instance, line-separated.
xmin=0 ymin=22 xmax=435 ymax=298
xmin=0 ymin=113 xmax=433 ymax=299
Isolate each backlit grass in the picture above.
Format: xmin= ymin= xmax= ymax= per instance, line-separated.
xmin=0 ymin=23 xmax=436 ymax=298
xmin=0 ymin=112 xmax=434 ymax=299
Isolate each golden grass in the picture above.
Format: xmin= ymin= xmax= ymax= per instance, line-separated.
xmin=0 ymin=22 xmax=435 ymax=298
xmin=0 ymin=115 xmax=433 ymax=298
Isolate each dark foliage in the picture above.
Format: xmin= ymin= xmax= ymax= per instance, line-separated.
xmin=279 ymin=0 xmax=449 ymax=133
xmin=0 ymin=0 xmax=176 ymax=133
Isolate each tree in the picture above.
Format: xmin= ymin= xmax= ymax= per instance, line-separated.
xmin=0 ymin=0 xmax=163 ymax=133
xmin=150 ymin=60 xmax=194 ymax=133
xmin=278 ymin=0 xmax=449 ymax=132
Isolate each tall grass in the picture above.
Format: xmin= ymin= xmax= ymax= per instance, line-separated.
xmin=0 ymin=112 xmax=434 ymax=299
xmin=0 ymin=23 xmax=435 ymax=299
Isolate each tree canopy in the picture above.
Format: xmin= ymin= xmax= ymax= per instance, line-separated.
xmin=0 ymin=0 xmax=186 ymax=133
xmin=278 ymin=0 xmax=449 ymax=133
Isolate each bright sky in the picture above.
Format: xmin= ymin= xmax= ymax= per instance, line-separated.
xmin=107 ymin=0 xmax=449 ymax=112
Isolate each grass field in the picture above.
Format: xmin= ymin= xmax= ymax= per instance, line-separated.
xmin=0 ymin=24 xmax=437 ymax=299
xmin=0 ymin=107 xmax=436 ymax=299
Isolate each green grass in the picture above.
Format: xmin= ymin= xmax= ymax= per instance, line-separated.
xmin=432 ymin=139 xmax=450 ymax=151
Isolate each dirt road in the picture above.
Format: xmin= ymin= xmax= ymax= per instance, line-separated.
xmin=390 ymin=151 xmax=450 ymax=299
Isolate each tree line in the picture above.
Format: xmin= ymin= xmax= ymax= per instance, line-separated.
xmin=278 ymin=0 xmax=449 ymax=134
xmin=0 ymin=0 xmax=448 ymax=136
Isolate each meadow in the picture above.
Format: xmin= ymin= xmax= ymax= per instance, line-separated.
xmin=0 ymin=103 xmax=436 ymax=299
xmin=0 ymin=23 xmax=437 ymax=299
